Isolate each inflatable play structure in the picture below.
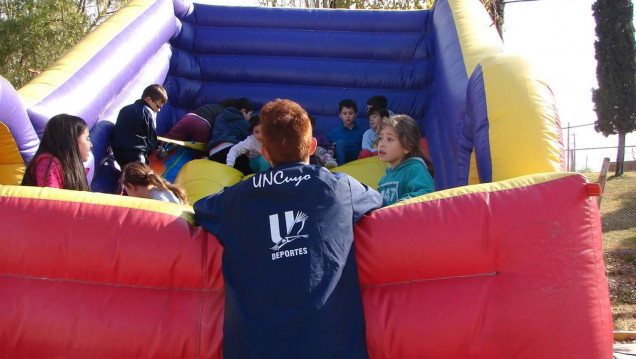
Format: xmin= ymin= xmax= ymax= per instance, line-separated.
xmin=0 ymin=0 xmax=612 ymax=358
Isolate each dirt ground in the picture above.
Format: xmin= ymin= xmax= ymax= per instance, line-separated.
xmin=592 ymin=171 xmax=636 ymax=341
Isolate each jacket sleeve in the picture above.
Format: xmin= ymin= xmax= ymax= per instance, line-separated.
xmin=345 ymin=174 xmax=383 ymax=223
xmin=144 ymin=108 xmax=158 ymax=152
xmin=193 ymin=189 xmax=227 ymax=240
xmin=226 ymin=136 xmax=255 ymax=166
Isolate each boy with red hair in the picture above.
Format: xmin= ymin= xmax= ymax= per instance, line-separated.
xmin=194 ymin=98 xmax=382 ymax=359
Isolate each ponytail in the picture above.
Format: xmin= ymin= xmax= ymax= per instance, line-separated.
xmin=147 ymin=173 xmax=187 ymax=204
xmin=121 ymin=162 xmax=187 ymax=204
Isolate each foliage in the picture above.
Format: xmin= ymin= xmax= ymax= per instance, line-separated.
xmin=257 ymin=0 xmax=434 ymax=10
xmin=0 ymin=0 xmax=126 ymax=89
xmin=592 ymin=0 xmax=636 ymax=176
xmin=480 ymin=0 xmax=504 ymax=38
xmin=255 ymin=0 xmax=503 ymax=35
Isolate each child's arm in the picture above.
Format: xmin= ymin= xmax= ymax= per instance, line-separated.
xmin=226 ymin=136 xmax=256 ymax=167
xmin=193 ymin=190 xmax=227 ymax=238
xmin=401 ymin=167 xmax=435 ymax=201
xmin=339 ymin=173 xmax=383 ymax=222
xmin=35 ymin=156 xmax=64 ymax=189
xmin=361 ymin=129 xmax=377 ymax=152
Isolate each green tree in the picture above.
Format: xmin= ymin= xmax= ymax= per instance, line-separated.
xmin=257 ymin=0 xmax=434 ymax=10
xmin=592 ymin=0 xmax=636 ymax=176
xmin=480 ymin=0 xmax=505 ymax=39
xmin=0 ymin=0 xmax=125 ymax=89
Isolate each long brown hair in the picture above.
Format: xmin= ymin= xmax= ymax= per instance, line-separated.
xmin=121 ymin=162 xmax=187 ymax=203
xmin=379 ymin=115 xmax=435 ymax=178
xmin=21 ymin=114 xmax=90 ymax=191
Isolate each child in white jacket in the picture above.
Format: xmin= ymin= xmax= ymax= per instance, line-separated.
xmin=226 ymin=115 xmax=270 ymax=174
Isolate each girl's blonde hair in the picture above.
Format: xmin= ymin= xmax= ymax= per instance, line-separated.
xmin=379 ymin=115 xmax=435 ymax=177
xmin=121 ymin=162 xmax=187 ymax=203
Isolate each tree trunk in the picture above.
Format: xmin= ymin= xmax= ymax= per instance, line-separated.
xmin=615 ymin=130 xmax=626 ymax=176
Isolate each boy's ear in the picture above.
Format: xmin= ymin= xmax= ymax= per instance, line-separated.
xmin=309 ymin=137 xmax=317 ymax=156
xmin=261 ymin=144 xmax=271 ymax=162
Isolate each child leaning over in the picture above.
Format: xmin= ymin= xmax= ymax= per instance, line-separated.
xmin=377 ymin=115 xmax=435 ymax=206
xmin=225 ymin=115 xmax=270 ymax=173
xmin=112 ymin=84 xmax=167 ymax=168
xmin=120 ymin=161 xmax=187 ymax=204
xmin=194 ymin=98 xmax=382 ymax=359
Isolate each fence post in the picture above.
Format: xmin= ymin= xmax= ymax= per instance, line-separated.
xmin=597 ymin=157 xmax=611 ymax=208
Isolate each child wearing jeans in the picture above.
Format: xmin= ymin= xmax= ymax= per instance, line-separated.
xmin=309 ymin=115 xmax=338 ymax=168
xmin=377 ymin=115 xmax=435 ymax=206
xmin=226 ymin=115 xmax=270 ymax=174
xmin=194 ymin=98 xmax=382 ymax=359
xmin=328 ymin=99 xmax=365 ymax=165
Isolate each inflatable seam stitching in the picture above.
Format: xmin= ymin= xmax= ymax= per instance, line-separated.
xmin=0 ymin=273 xmax=221 ymax=292
xmin=362 ymin=271 xmax=498 ymax=288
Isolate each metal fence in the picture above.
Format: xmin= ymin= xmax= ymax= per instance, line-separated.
xmin=563 ymin=123 xmax=636 ymax=236
xmin=563 ymin=123 xmax=636 ymax=172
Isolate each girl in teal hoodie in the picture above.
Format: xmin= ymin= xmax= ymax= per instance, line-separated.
xmin=377 ymin=115 xmax=435 ymax=206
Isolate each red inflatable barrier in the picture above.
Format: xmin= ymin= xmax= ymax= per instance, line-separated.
xmin=0 ymin=172 xmax=612 ymax=358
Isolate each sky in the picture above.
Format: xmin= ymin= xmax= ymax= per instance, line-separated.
xmin=503 ymin=0 xmax=636 ymax=171
xmin=197 ymin=0 xmax=635 ymax=171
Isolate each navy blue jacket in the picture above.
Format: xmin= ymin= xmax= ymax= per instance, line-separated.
xmin=194 ymin=163 xmax=382 ymax=359
xmin=111 ymin=99 xmax=157 ymax=154
xmin=206 ymin=107 xmax=250 ymax=150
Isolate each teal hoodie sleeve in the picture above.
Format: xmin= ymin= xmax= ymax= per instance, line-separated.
xmin=400 ymin=162 xmax=435 ymax=201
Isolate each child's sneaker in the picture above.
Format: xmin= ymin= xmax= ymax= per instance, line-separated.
xmin=157 ymin=143 xmax=174 ymax=159
xmin=325 ymin=159 xmax=338 ymax=169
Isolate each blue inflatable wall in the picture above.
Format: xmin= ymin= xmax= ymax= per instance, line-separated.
xmin=6 ymin=0 xmax=563 ymax=191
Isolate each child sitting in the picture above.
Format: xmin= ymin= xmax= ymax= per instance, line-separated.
xmin=366 ymin=95 xmax=395 ymax=115
xmin=377 ymin=115 xmax=435 ymax=206
xmin=309 ymin=115 xmax=337 ymax=169
xmin=194 ymin=98 xmax=382 ymax=359
xmin=21 ymin=114 xmax=92 ymax=191
xmin=120 ymin=161 xmax=187 ymax=204
xmin=328 ymin=99 xmax=365 ymax=165
xmin=226 ymin=115 xmax=270 ymax=174
xmin=358 ymin=106 xmax=389 ymax=159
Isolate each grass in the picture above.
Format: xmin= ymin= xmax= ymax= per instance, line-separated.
xmin=585 ymin=171 xmax=636 ymax=336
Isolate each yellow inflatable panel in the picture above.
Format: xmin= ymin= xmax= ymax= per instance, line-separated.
xmin=329 ymin=157 xmax=387 ymax=190
xmin=174 ymin=159 xmax=243 ymax=204
xmin=448 ymin=0 xmax=504 ymax=77
xmin=0 ymin=122 xmax=25 ymax=185
xmin=157 ymin=136 xmax=207 ymax=152
xmin=0 ymin=183 xmax=195 ymax=223
xmin=482 ymin=54 xmax=564 ymax=181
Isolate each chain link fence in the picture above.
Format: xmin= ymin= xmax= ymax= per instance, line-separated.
xmin=563 ymin=123 xmax=636 ymax=235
